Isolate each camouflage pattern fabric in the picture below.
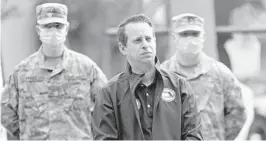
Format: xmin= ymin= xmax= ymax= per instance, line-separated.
xmin=1 ymin=47 xmax=107 ymax=140
xmin=36 ymin=4 xmax=67 ymax=21
xmin=161 ymin=52 xmax=246 ymax=140
xmin=36 ymin=3 xmax=69 ymax=25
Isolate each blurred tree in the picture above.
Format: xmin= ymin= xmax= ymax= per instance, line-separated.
xmin=1 ymin=0 xmax=18 ymax=21
xmin=1 ymin=0 xmax=39 ymax=81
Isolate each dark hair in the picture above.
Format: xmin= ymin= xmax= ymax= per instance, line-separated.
xmin=117 ymin=14 xmax=154 ymax=46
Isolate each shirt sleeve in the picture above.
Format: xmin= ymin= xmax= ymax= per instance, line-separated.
xmin=89 ymin=64 xmax=108 ymax=111
xmin=180 ymin=78 xmax=203 ymax=140
xmin=234 ymin=82 xmax=255 ymax=140
xmin=1 ymin=72 xmax=19 ymax=139
xmin=217 ymin=62 xmax=247 ymax=140
xmin=91 ymin=86 xmax=118 ymax=140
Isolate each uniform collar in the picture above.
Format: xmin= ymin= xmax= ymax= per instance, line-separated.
xmin=173 ymin=52 xmax=211 ymax=80
xmin=37 ymin=45 xmax=70 ymax=70
xmin=36 ymin=45 xmax=71 ymax=78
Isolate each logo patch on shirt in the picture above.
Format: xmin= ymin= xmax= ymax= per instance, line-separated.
xmin=136 ymin=99 xmax=141 ymax=110
xmin=161 ymin=88 xmax=176 ymax=102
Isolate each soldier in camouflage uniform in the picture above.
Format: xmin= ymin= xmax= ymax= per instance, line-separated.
xmin=161 ymin=13 xmax=247 ymax=140
xmin=1 ymin=3 xmax=107 ymax=140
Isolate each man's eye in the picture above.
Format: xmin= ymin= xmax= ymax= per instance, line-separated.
xmin=56 ymin=24 xmax=64 ymax=29
xmin=43 ymin=24 xmax=54 ymax=29
xmin=192 ymin=32 xmax=200 ymax=37
xmin=134 ymin=39 xmax=141 ymax=43
xmin=43 ymin=24 xmax=50 ymax=28
xmin=146 ymin=37 xmax=151 ymax=42
xmin=179 ymin=33 xmax=187 ymax=37
xmin=55 ymin=24 xmax=61 ymax=28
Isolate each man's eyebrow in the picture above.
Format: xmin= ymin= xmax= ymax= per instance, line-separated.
xmin=145 ymin=35 xmax=152 ymax=37
xmin=180 ymin=31 xmax=199 ymax=34
xmin=133 ymin=36 xmax=142 ymax=40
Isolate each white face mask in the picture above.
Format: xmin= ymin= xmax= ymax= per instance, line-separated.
xmin=177 ymin=37 xmax=204 ymax=55
xmin=39 ymin=27 xmax=67 ymax=46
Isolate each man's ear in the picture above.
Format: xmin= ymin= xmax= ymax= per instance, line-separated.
xmin=35 ymin=25 xmax=40 ymax=36
xmin=118 ymin=42 xmax=127 ymax=55
xmin=65 ymin=23 xmax=70 ymax=34
xmin=203 ymin=32 xmax=206 ymax=41
xmin=201 ymin=30 xmax=206 ymax=41
xmin=172 ymin=32 xmax=178 ymax=40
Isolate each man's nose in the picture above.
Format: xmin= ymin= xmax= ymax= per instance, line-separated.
xmin=141 ymin=39 xmax=149 ymax=49
xmin=50 ymin=27 xmax=58 ymax=31
xmin=50 ymin=28 xmax=57 ymax=36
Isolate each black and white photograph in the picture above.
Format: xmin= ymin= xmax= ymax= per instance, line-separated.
xmin=1 ymin=0 xmax=266 ymax=140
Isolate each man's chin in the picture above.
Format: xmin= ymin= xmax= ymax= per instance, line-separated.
xmin=141 ymin=63 xmax=154 ymax=73
xmin=182 ymin=51 xmax=201 ymax=57
xmin=141 ymin=58 xmax=155 ymax=70
xmin=140 ymin=56 xmax=155 ymax=63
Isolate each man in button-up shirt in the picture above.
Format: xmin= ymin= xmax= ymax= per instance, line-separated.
xmin=92 ymin=14 xmax=202 ymax=140
xmin=162 ymin=13 xmax=247 ymax=140
xmin=1 ymin=3 xmax=107 ymax=140
xmin=135 ymin=72 xmax=157 ymax=140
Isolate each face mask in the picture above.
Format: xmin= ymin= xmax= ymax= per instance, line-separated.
xmin=177 ymin=37 xmax=204 ymax=54
xmin=39 ymin=27 xmax=67 ymax=46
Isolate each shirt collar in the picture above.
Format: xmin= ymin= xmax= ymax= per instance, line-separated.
xmin=125 ymin=57 xmax=162 ymax=89
xmin=125 ymin=57 xmax=161 ymax=78
xmin=173 ymin=52 xmax=211 ymax=80
xmin=37 ymin=45 xmax=71 ymax=70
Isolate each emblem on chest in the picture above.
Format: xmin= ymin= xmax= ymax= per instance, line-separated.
xmin=161 ymin=88 xmax=176 ymax=102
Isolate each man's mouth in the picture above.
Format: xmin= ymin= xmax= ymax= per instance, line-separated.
xmin=141 ymin=52 xmax=152 ymax=55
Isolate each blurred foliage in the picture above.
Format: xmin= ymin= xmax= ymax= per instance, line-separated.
xmin=1 ymin=0 xmax=19 ymax=21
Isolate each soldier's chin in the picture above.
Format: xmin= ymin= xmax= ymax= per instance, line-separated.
xmin=50 ymin=42 xmax=63 ymax=48
xmin=183 ymin=51 xmax=200 ymax=57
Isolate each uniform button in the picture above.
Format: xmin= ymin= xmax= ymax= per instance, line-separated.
xmin=147 ymin=104 xmax=151 ymax=108
xmin=146 ymin=93 xmax=149 ymax=96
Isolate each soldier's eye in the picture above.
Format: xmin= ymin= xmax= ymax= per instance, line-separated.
xmin=42 ymin=24 xmax=51 ymax=29
xmin=179 ymin=32 xmax=187 ymax=37
xmin=43 ymin=25 xmax=48 ymax=28
xmin=42 ymin=23 xmax=64 ymax=29
xmin=179 ymin=31 xmax=200 ymax=37
xmin=146 ymin=37 xmax=151 ymax=42
xmin=192 ymin=32 xmax=200 ymax=37
xmin=55 ymin=24 xmax=64 ymax=29
xmin=134 ymin=38 xmax=142 ymax=43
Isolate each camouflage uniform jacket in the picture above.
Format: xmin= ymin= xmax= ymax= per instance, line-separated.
xmin=161 ymin=52 xmax=246 ymax=140
xmin=1 ymin=46 xmax=107 ymax=140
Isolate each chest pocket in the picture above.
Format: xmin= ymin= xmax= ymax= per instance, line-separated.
xmin=18 ymin=76 xmax=49 ymax=118
xmin=189 ymin=75 xmax=222 ymax=112
xmin=190 ymin=80 xmax=211 ymax=112
xmin=64 ymin=74 xmax=91 ymax=110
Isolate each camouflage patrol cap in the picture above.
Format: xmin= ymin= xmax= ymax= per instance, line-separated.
xmin=172 ymin=13 xmax=204 ymax=33
xmin=36 ymin=3 xmax=69 ymax=25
